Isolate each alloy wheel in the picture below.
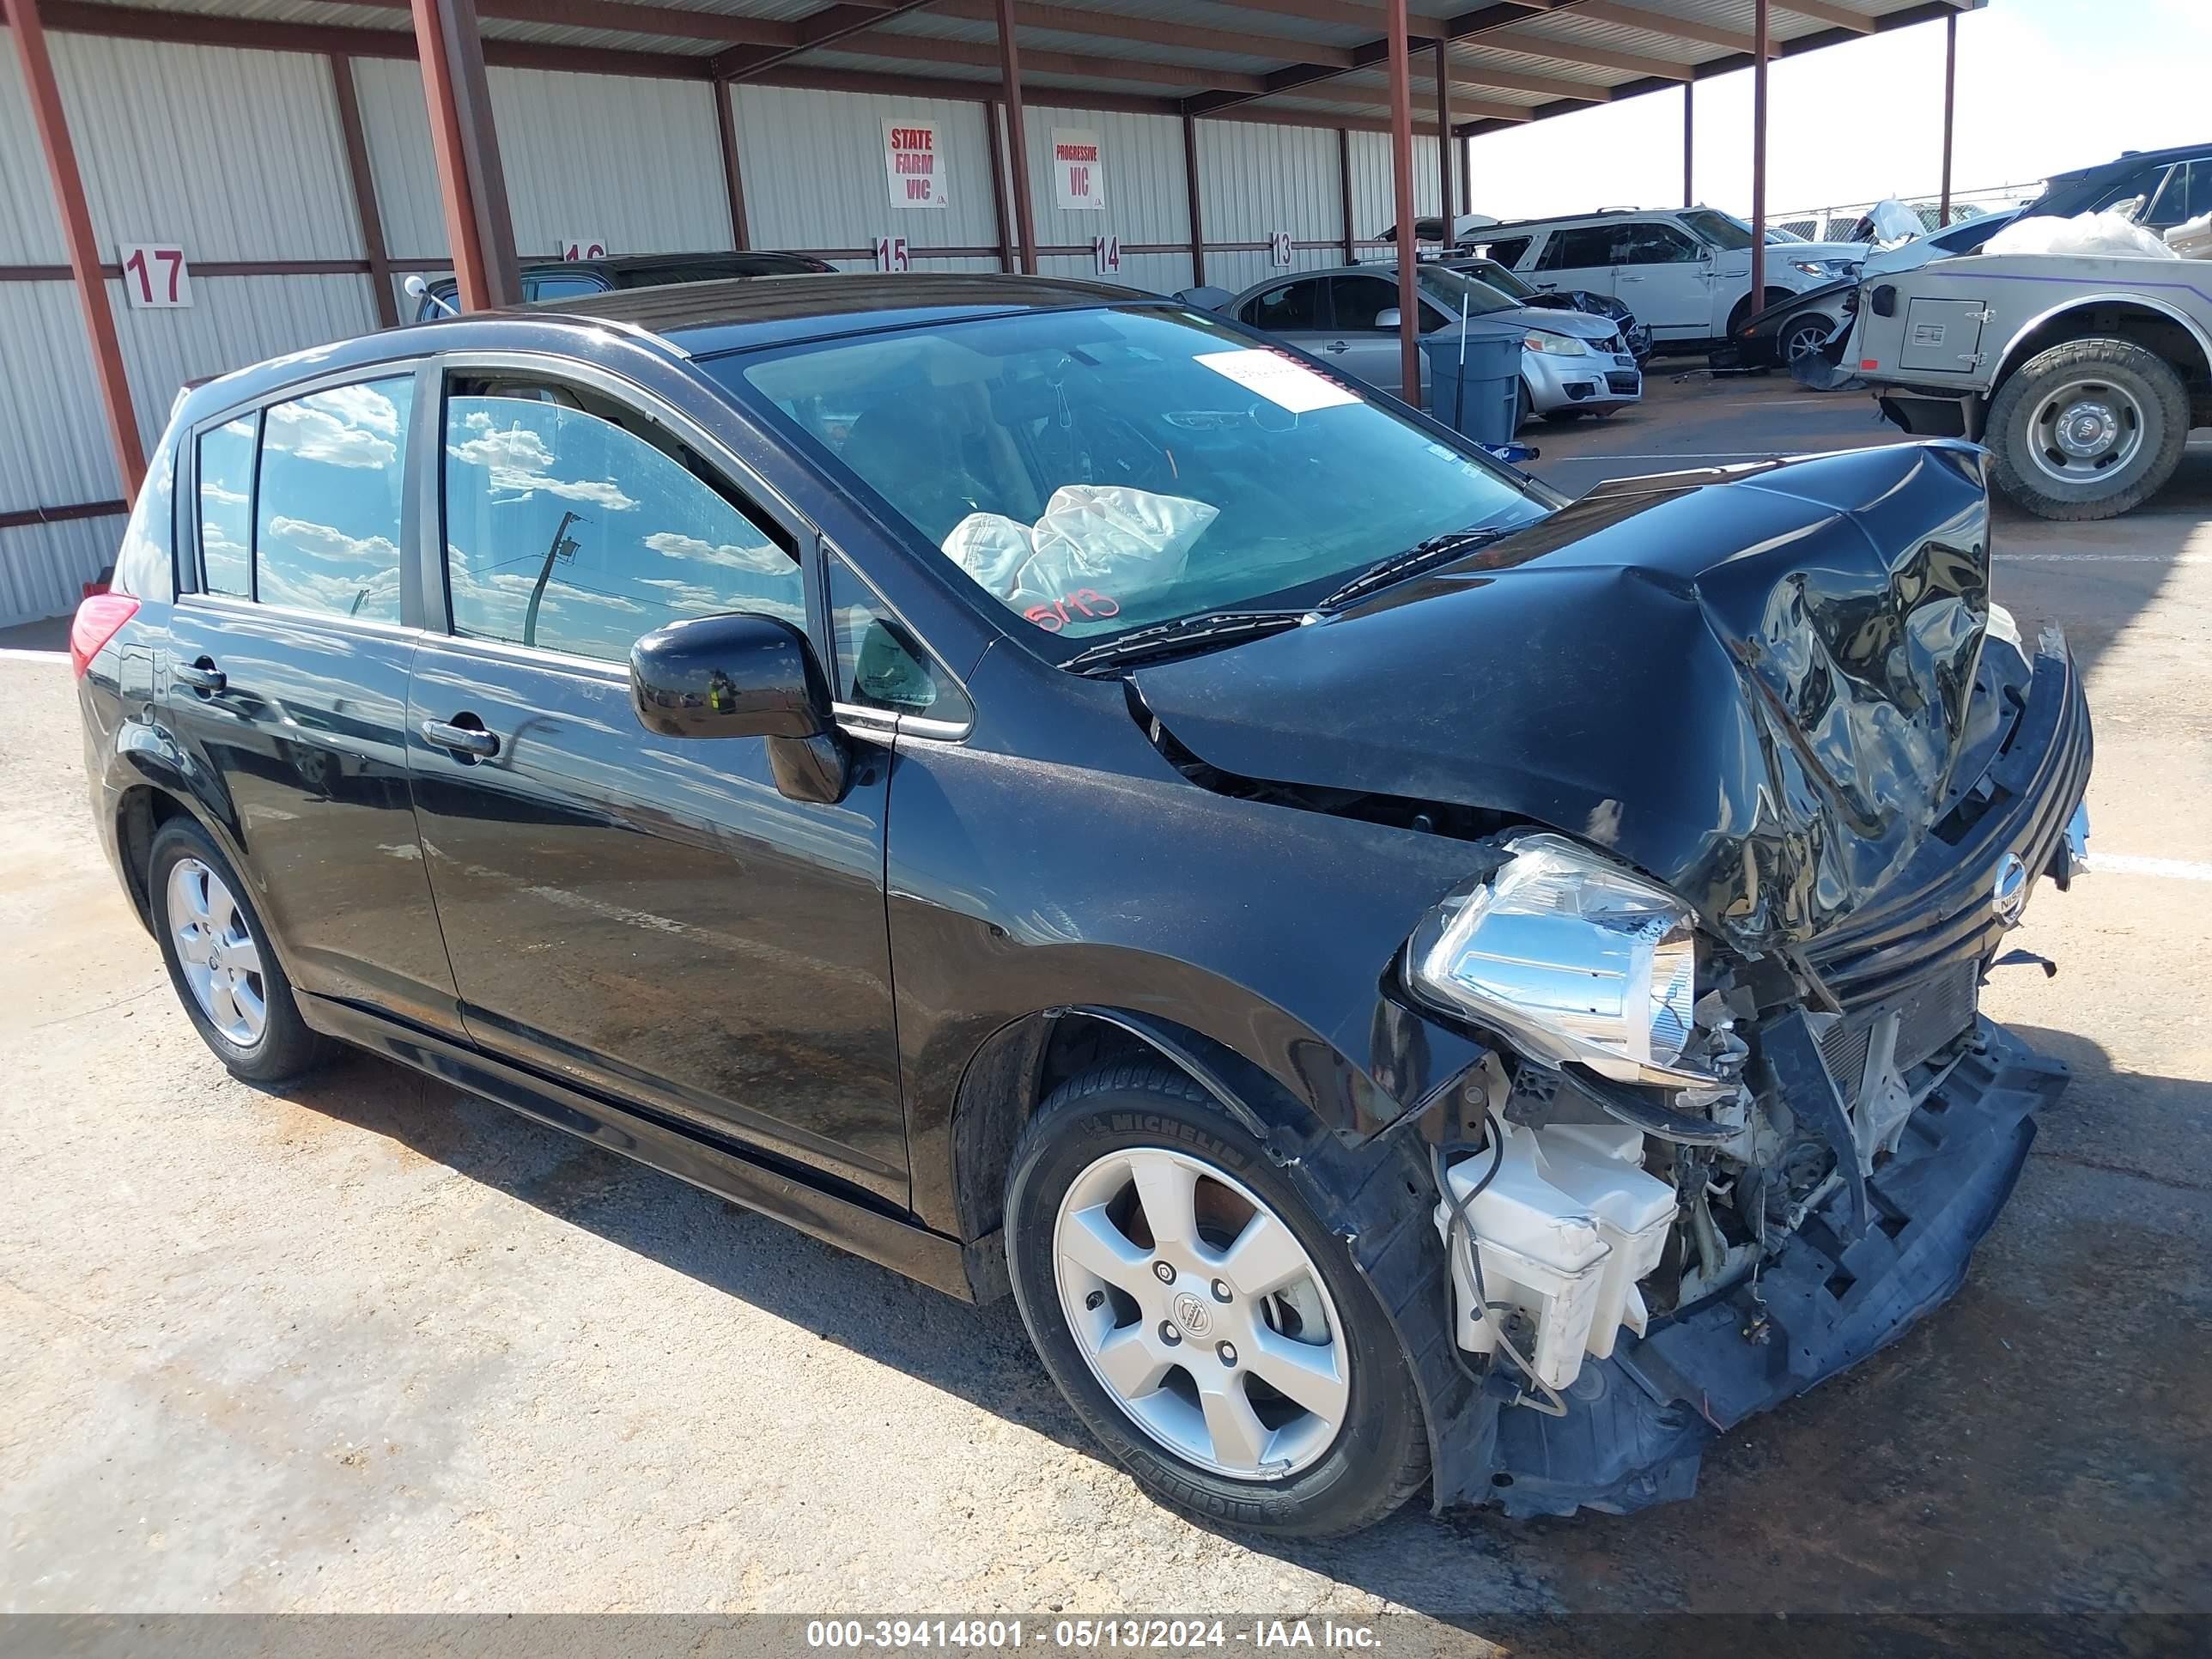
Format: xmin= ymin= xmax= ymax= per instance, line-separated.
xmin=1051 ymin=1146 xmax=1351 ymax=1480
xmin=167 ymin=857 xmax=267 ymax=1047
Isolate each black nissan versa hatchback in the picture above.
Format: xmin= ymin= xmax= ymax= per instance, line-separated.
xmin=76 ymin=274 xmax=2092 ymax=1537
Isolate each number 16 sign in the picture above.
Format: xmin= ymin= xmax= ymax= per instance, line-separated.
xmin=120 ymin=244 xmax=192 ymax=309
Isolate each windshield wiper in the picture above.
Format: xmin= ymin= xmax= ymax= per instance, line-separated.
xmin=1316 ymin=524 xmax=1514 ymax=613
xmin=1061 ymin=608 xmax=1310 ymax=674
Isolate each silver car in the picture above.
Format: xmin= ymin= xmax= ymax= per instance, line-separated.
xmin=1222 ymin=263 xmax=1641 ymax=426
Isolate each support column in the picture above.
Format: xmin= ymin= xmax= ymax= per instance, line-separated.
xmin=1182 ymin=113 xmax=1206 ymax=287
xmin=1938 ymin=10 xmax=1957 ymax=227
xmin=994 ymin=0 xmax=1036 ymax=275
xmin=986 ymin=100 xmax=1016 ymax=274
xmin=714 ymin=79 xmax=751 ymax=251
xmin=1385 ymin=0 xmax=1420 ymax=400
xmin=4 ymin=0 xmax=144 ymax=495
xmin=1338 ymin=127 xmax=1355 ymax=262
xmin=1433 ymin=40 xmax=1452 ymax=241
xmin=409 ymin=0 xmax=519 ymax=310
xmin=1749 ymin=0 xmax=1769 ymax=318
xmin=1681 ymin=80 xmax=1693 ymax=208
xmin=329 ymin=55 xmax=398 ymax=329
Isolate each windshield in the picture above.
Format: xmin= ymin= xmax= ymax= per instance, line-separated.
xmin=1412 ymin=265 xmax=1521 ymax=317
xmin=1458 ymin=259 xmax=1534 ymax=299
xmin=724 ymin=306 xmax=1543 ymax=647
xmin=1680 ymin=210 xmax=1754 ymax=251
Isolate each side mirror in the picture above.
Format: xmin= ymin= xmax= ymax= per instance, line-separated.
xmin=1374 ymin=307 xmax=1402 ymax=330
xmin=630 ymin=611 xmax=831 ymax=741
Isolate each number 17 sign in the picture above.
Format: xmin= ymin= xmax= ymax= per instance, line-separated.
xmin=119 ymin=244 xmax=192 ymax=309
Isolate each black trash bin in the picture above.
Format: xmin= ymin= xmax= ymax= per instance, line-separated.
xmin=1424 ymin=322 xmax=1522 ymax=447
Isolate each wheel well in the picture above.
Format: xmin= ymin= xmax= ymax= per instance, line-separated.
xmin=1728 ymin=287 xmax=1797 ymax=335
xmin=114 ymin=785 xmax=188 ymax=932
xmin=1996 ymin=304 xmax=2212 ymax=402
xmin=949 ymin=1010 xmax=1322 ymax=1246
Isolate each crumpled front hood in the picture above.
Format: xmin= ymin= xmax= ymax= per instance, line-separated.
xmin=1127 ymin=441 xmax=1996 ymax=951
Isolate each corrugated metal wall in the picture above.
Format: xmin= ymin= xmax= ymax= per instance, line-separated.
xmin=1019 ymin=104 xmax=1191 ymax=297
xmin=1348 ymin=131 xmax=1443 ymax=252
xmin=1194 ymin=118 xmax=1343 ymax=295
xmin=495 ymin=69 xmax=732 ymax=259
xmin=732 ymin=85 xmax=1000 ymax=269
xmin=2 ymin=27 xmax=1449 ymax=624
xmin=1 ymin=35 xmax=381 ymax=626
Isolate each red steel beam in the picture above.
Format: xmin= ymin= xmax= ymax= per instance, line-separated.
xmin=1749 ymin=0 xmax=1767 ymax=311
xmin=1434 ymin=40 xmax=1452 ymax=235
xmin=409 ymin=0 xmax=520 ymax=309
xmin=985 ymin=99 xmax=1015 ymax=273
xmin=328 ymin=53 xmax=398 ymax=328
xmin=1938 ymin=9 xmax=1956 ymax=226
xmin=3 ymin=0 xmax=145 ymax=495
xmin=994 ymin=0 xmax=1036 ymax=275
xmin=713 ymin=79 xmax=751 ymax=248
xmin=1182 ymin=114 xmax=1206 ymax=287
xmin=1337 ymin=127 xmax=1355 ymax=260
xmin=1680 ymin=77 xmax=1692 ymax=205
xmin=1386 ymin=0 xmax=1420 ymax=399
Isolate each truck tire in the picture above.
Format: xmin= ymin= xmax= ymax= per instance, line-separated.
xmin=1984 ymin=337 xmax=2189 ymax=520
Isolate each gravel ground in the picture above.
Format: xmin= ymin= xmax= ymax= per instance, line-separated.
xmin=2 ymin=375 xmax=2207 ymax=1631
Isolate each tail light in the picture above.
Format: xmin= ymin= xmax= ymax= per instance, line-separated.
xmin=70 ymin=592 xmax=139 ymax=678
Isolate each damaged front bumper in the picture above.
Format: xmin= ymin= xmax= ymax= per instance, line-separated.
xmin=1462 ymin=1020 xmax=2066 ymax=1517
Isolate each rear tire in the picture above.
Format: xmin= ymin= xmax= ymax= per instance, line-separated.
xmin=1984 ymin=337 xmax=2189 ymax=520
xmin=149 ymin=817 xmax=328 ymax=1085
xmin=1003 ymin=1065 xmax=1427 ymax=1538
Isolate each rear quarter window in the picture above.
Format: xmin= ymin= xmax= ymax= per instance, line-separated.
xmin=112 ymin=436 xmax=176 ymax=602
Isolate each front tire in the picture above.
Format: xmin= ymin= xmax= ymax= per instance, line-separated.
xmin=1984 ymin=337 xmax=2189 ymax=520
xmin=150 ymin=817 xmax=328 ymax=1085
xmin=1004 ymin=1065 xmax=1427 ymax=1537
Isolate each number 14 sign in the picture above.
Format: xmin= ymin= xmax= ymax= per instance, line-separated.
xmin=120 ymin=244 xmax=191 ymax=309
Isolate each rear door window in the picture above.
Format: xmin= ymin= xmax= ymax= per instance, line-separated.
xmin=1615 ymin=222 xmax=1703 ymax=265
xmin=1536 ymin=226 xmax=1620 ymax=271
xmin=441 ymin=376 xmax=802 ymax=663
xmin=253 ymin=378 xmax=413 ymax=623
xmin=196 ymin=416 xmax=255 ymax=599
xmin=1239 ymin=279 xmax=1323 ymax=331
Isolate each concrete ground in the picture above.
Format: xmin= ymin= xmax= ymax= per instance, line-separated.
xmin=3 ymin=373 xmax=2207 ymax=1629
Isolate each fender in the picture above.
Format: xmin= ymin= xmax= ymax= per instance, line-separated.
xmin=1991 ymin=289 xmax=2212 ymax=385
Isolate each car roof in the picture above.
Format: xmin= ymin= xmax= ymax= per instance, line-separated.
xmin=424 ymin=250 xmax=824 ymax=291
xmin=2043 ymin=141 xmax=2212 ymax=190
xmin=1462 ymin=208 xmax=1676 ymax=237
xmin=174 ymin=272 xmax=1168 ymax=425
xmin=526 ymin=271 xmax=1158 ymax=354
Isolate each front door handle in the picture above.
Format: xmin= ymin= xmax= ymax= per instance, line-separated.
xmin=175 ymin=660 xmax=226 ymax=693
xmin=1324 ymin=339 xmax=1349 ymax=354
xmin=420 ymin=718 xmax=500 ymax=759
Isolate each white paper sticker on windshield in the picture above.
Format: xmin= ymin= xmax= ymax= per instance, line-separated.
xmin=1194 ymin=349 xmax=1359 ymax=414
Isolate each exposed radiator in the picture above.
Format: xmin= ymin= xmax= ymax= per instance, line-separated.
xmin=1818 ymin=963 xmax=1979 ymax=1093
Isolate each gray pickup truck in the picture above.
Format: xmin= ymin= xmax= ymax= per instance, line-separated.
xmin=1844 ymin=252 xmax=2212 ymax=519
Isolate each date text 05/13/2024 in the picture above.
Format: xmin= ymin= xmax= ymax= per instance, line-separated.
xmin=805 ymin=1620 xmax=1384 ymax=1650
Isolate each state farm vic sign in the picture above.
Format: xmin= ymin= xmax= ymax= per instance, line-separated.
xmin=883 ymin=119 xmax=948 ymax=208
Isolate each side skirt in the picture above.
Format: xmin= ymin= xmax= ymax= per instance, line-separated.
xmin=298 ymin=993 xmax=988 ymax=1303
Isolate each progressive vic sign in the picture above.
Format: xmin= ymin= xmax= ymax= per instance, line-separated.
xmin=1052 ymin=129 xmax=1104 ymax=211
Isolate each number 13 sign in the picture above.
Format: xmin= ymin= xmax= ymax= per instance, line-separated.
xmin=120 ymin=244 xmax=191 ymax=309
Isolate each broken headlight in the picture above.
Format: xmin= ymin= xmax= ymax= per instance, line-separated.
xmin=1407 ymin=833 xmax=1709 ymax=1087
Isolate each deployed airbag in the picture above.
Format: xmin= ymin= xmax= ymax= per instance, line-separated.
xmin=941 ymin=485 xmax=1219 ymax=624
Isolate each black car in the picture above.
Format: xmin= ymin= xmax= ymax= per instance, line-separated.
xmin=74 ymin=275 xmax=2091 ymax=1537
xmin=410 ymin=249 xmax=836 ymax=321
xmin=2021 ymin=141 xmax=2211 ymax=232
xmin=1438 ymin=253 xmax=1653 ymax=364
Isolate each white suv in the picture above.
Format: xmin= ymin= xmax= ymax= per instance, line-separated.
xmin=1472 ymin=208 xmax=1864 ymax=353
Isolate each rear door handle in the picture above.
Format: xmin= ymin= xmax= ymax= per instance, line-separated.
xmin=1324 ymin=340 xmax=1349 ymax=353
xmin=420 ymin=718 xmax=500 ymax=759
xmin=175 ymin=660 xmax=225 ymax=693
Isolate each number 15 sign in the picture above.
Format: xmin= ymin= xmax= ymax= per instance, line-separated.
xmin=120 ymin=244 xmax=192 ymax=309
